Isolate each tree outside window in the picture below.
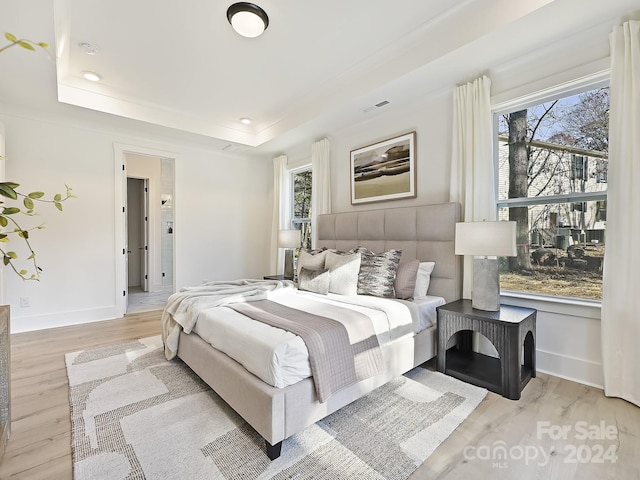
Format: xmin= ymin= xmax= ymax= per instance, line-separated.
xmin=497 ymin=86 xmax=609 ymax=300
xmin=291 ymin=169 xmax=312 ymax=249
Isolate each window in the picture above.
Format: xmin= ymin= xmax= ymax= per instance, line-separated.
xmin=290 ymin=167 xmax=312 ymax=249
xmin=496 ymin=86 xmax=609 ymax=301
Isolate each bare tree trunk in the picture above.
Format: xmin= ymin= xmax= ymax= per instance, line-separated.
xmin=508 ymin=110 xmax=533 ymax=270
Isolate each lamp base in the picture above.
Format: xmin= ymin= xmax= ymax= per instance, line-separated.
xmin=472 ymin=257 xmax=500 ymax=311
xmin=284 ymin=249 xmax=294 ymax=280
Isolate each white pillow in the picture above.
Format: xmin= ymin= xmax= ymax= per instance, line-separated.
xmin=413 ymin=262 xmax=435 ymax=299
xmin=324 ymin=251 xmax=361 ymax=295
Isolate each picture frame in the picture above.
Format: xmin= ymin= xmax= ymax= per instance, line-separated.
xmin=350 ymin=132 xmax=416 ymax=204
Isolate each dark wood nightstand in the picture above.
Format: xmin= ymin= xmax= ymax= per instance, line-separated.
xmin=436 ymin=299 xmax=536 ymax=400
xmin=263 ymin=275 xmax=285 ymax=280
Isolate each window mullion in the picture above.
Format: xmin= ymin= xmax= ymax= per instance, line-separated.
xmin=498 ymin=191 xmax=607 ymax=208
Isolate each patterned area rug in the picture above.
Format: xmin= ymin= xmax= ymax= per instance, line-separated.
xmin=65 ymin=336 xmax=486 ymax=479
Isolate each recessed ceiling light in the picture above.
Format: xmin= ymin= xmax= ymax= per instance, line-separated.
xmin=240 ymin=117 xmax=252 ymax=125
xmin=82 ymin=71 xmax=101 ymax=82
xmin=227 ymin=2 xmax=269 ymax=38
xmin=78 ymin=42 xmax=99 ymax=55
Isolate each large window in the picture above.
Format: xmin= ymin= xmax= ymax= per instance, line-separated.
xmin=496 ymin=86 xmax=609 ymax=301
xmin=290 ymin=167 xmax=312 ymax=249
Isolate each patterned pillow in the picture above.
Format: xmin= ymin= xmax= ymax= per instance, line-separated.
xmin=394 ymin=259 xmax=420 ymax=299
xmin=296 ymin=248 xmax=327 ymax=281
xmin=324 ymin=251 xmax=361 ymax=295
xmin=354 ymin=247 xmax=402 ymax=297
xmin=298 ymin=267 xmax=330 ymax=295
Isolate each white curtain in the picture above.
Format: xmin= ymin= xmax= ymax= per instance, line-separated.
xmin=270 ymin=155 xmax=289 ymax=274
xmin=311 ymin=138 xmax=331 ymax=248
xmin=601 ymin=20 xmax=640 ymax=407
xmin=449 ymin=75 xmax=495 ymax=299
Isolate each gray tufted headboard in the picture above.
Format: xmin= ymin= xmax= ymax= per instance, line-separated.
xmin=316 ymin=202 xmax=462 ymax=303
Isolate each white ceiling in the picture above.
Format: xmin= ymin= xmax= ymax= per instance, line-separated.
xmin=1 ymin=0 xmax=639 ymax=156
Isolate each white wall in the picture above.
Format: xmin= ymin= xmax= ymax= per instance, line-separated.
xmin=1 ymin=110 xmax=272 ymax=333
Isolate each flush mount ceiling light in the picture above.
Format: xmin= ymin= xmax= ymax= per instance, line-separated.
xmin=227 ymin=2 xmax=269 ymax=38
xmin=240 ymin=117 xmax=252 ymax=125
xmin=82 ymin=71 xmax=101 ymax=82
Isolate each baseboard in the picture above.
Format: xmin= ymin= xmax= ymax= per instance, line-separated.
xmin=9 ymin=306 xmax=120 ymax=334
xmin=536 ymin=348 xmax=603 ymax=389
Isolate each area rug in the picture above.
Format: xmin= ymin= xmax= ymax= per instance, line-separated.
xmin=65 ymin=336 xmax=486 ymax=479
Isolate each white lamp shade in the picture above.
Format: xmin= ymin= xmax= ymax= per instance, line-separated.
xmin=455 ymin=221 xmax=517 ymax=257
xmin=278 ymin=229 xmax=301 ymax=248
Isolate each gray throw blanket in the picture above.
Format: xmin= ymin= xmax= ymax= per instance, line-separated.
xmin=228 ymin=299 xmax=383 ymax=403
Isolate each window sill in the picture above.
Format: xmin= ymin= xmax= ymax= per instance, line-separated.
xmin=500 ymin=290 xmax=601 ymax=319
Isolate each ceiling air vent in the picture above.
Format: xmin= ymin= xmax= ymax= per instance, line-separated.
xmin=363 ymin=100 xmax=390 ymax=113
xmin=221 ymin=143 xmax=247 ymax=153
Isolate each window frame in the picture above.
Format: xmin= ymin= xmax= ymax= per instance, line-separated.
xmin=492 ymin=74 xmax=609 ymax=305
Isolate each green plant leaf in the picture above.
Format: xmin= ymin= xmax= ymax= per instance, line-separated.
xmin=17 ymin=230 xmax=28 ymax=239
xmin=1 ymin=182 xmax=20 ymax=189
xmin=28 ymin=192 xmax=45 ymax=199
xmin=19 ymin=270 xmax=27 ymax=276
xmin=7 ymin=251 xmax=17 ymax=259
xmin=55 ymin=202 xmax=63 ymax=211
xmin=38 ymin=42 xmax=48 ymax=48
xmin=3 ymin=256 xmax=9 ymax=266
xmin=5 ymin=33 xmax=17 ymax=42
xmin=2 ymin=207 xmax=20 ymax=215
xmin=0 ymin=216 xmax=6 ymax=227
xmin=0 ymin=185 xmax=17 ymax=200
xmin=54 ymin=193 xmax=62 ymax=201
xmin=18 ymin=41 xmax=35 ymax=51
xmin=24 ymin=197 xmax=34 ymax=210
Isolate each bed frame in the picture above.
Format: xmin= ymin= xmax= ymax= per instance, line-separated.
xmin=176 ymin=202 xmax=461 ymax=459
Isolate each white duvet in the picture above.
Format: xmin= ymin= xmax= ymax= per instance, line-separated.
xmin=190 ymin=288 xmax=444 ymax=388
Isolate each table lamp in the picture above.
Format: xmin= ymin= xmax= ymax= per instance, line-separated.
xmin=455 ymin=221 xmax=517 ymax=311
xmin=278 ymin=229 xmax=301 ymax=280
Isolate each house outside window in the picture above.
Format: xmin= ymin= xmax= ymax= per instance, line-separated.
xmin=495 ymin=85 xmax=609 ymax=301
xmin=291 ymin=167 xmax=312 ymax=249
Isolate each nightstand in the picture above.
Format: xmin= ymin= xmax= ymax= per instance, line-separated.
xmin=436 ymin=299 xmax=536 ymax=400
xmin=263 ymin=275 xmax=285 ymax=280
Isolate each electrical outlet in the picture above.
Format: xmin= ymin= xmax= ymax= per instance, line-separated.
xmin=20 ymin=297 xmax=30 ymax=308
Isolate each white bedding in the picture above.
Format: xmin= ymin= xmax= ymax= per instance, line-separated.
xmin=191 ymin=290 xmax=445 ymax=389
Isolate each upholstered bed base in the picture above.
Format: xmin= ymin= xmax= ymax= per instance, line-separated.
xmin=175 ymin=202 xmax=461 ymax=459
xmin=177 ymin=325 xmax=437 ymax=456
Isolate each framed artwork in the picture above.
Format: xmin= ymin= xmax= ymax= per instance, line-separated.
xmin=350 ymin=131 xmax=416 ymax=204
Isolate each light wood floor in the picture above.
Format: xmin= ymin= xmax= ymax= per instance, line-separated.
xmin=0 ymin=311 xmax=638 ymax=479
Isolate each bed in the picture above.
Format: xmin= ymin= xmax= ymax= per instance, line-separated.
xmin=162 ymin=202 xmax=461 ymax=459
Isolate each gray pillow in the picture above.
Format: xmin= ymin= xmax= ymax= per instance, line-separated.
xmin=394 ymin=259 xmax=420 ymax=299
xmin=298 ymin=267 xmax=330 ymax=295
xmin=354 ymin=247 xmax=402 ymax=297
xmin=324 ymin=251 xmax=361 ymax=295
xmin=296 ymin=248 xmax=327 ymax=281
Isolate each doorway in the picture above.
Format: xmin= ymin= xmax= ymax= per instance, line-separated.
xmin=115 ymin=145 xmax=176 ymax=316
